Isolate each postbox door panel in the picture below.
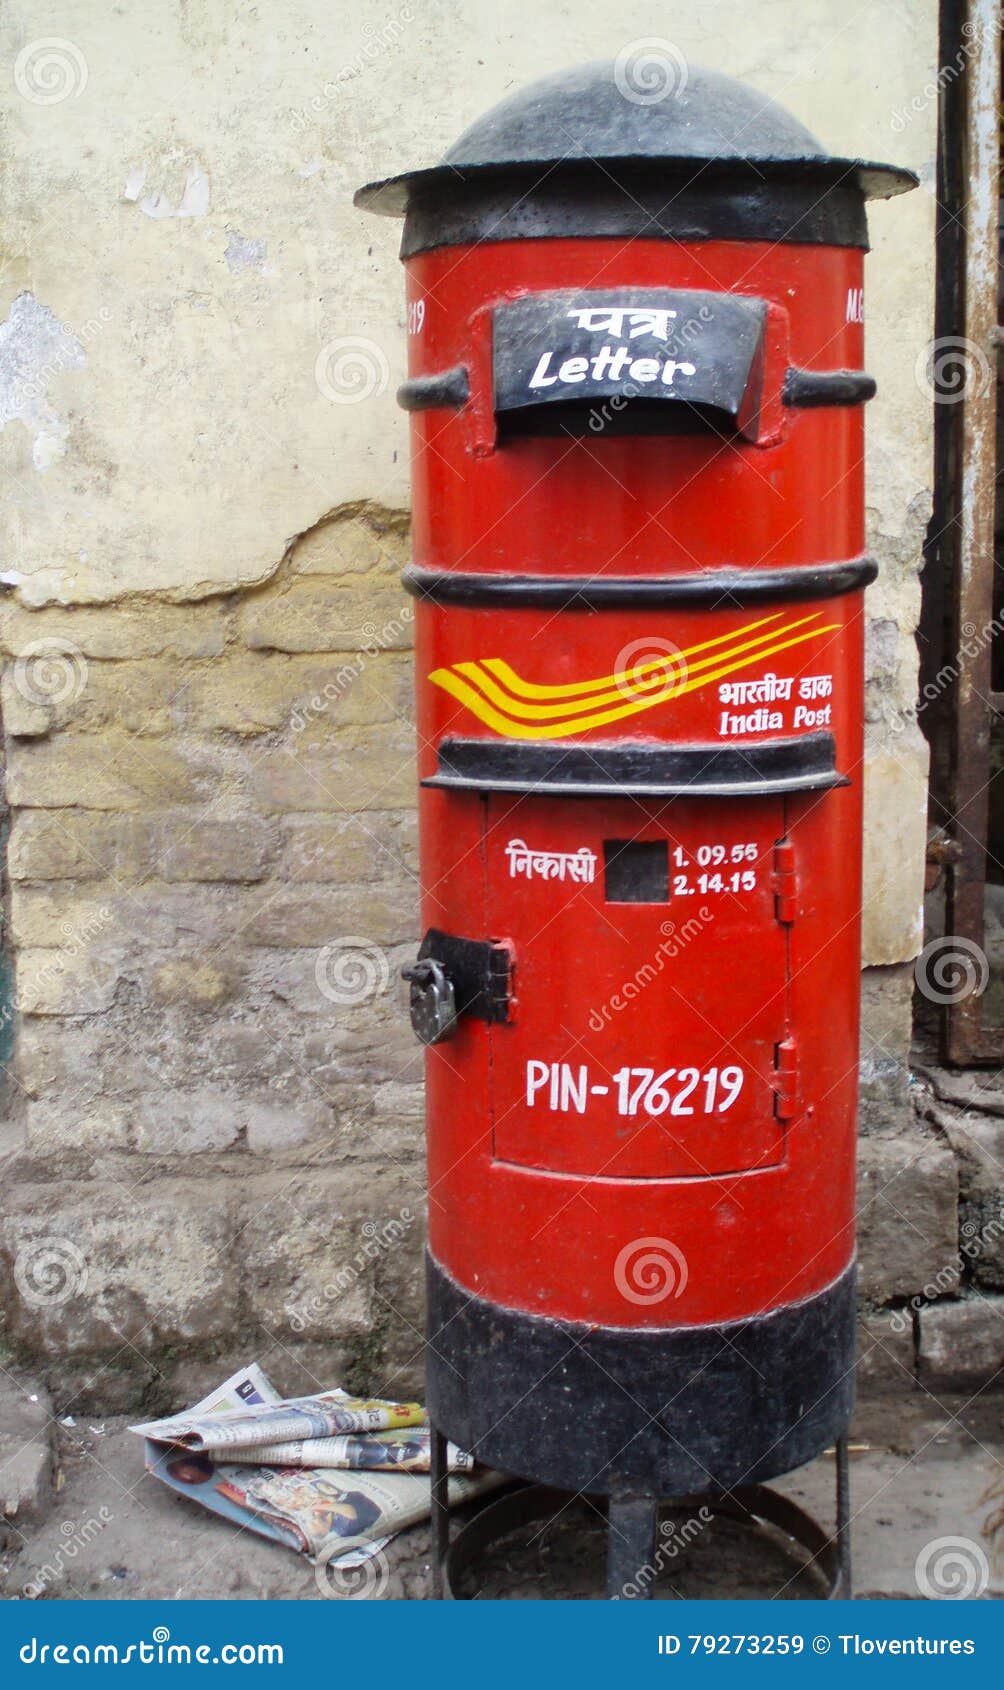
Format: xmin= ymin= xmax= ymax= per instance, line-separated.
xmin=484 ymin=795 xmax=790 ymax=1180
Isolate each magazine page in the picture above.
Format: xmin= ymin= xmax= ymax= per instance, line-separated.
xmin=145 ymin=1440 xmax=503 ymax=1562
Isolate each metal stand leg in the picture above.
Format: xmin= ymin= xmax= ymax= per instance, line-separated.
xmin=835 ymin=1434 xmax=852 ymax=1598
xmin=430 ymin=1424 xmax=449 ymax=1599
xmin=607 ymin=1494 xmax=658 ymax=1599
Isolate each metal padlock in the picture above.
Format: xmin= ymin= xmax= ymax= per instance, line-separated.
xmin=401 ymin=958 xmax=457 ymax=1045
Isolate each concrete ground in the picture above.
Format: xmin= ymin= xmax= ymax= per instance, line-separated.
xmin=1 ymin=1391 xmax=1001 ymax=1601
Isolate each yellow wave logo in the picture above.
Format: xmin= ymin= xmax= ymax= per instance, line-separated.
xmin=428 ymin=612 xmax=839 ymax=740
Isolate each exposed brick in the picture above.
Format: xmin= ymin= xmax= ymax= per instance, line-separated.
xmin=930 ymin=1106 xmax=1004 ymax=1291
xmin=5 ymin=738 xmax=207 ymax=810
xmin=0 ymin=603 xmax=226 ymax=660
xmin=288 ymin=508 xmax=409 ymax=577
xmin=858 ymin=963 xmax=914 ymax=1129
xmin=239 ymin=1176 xmax=377 ymax=1339
xmin=22 ymin=652 xmax=414 ymax=739
xmin=0 ymin=1378 xmax=53 ymax=1540
xmin=237 ymin=580 xmax=413 ymax=653
xmin=10 ymin=886 xmax=245 ymax=950
xmin=7 ymin=813 xmax=150 ymax=882
xmin=2 ymin=1184 xmax=239 ymax=1355
xmin=251 ymin=738 xmax=416 ymax=812
xmin=856 ymin=1310 xmax=916 ymax=1396
xmin=149 ymin=958 xmax=242 ymax=1011
xmin=16 ymin=1022 xmax=110 ymax=1103
xmin=153 ymin=816 xmax=276 ymax=882
xmin=243 ymin=886 xmax=415 ymax=947
xmin=916 ymin=1297 xmax=1004 ymax=1391
xmin=286 ymin=653 xmax=413 ymax=739
xmin=0 ymin=675 xmax=51 ymax=738
xmin=856 ymin=1134 xmax=959 ymax=1303
xmin=279 ymin=811 xmax=418 ymax=883
xmin=25 ymin=1101 xmax=135 ymax=1154
xmin=16 ymin=949 xmax=120 ymax=1017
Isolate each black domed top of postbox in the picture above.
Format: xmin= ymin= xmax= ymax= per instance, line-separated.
xmin=355 ymin=60 xmax=916 ymax=256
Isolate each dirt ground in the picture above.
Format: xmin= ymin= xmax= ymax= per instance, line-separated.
xmin=2 ymin=1393 xmax=1001 ymax=1602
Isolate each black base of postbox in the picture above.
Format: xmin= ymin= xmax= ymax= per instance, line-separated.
xmin=425 ymin=1251 xmax=856 ymax=1498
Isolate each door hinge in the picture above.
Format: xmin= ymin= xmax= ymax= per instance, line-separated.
xmin=772 ymin=837 xmax=798 ymax=923
xmin=772 ymin=1036 xmax=800 ymax=1120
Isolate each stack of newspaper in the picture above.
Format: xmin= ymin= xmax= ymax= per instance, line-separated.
xmin=131 ymin=1363 xmax=498 ymax=1567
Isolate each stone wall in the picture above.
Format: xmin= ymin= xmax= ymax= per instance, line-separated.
xmin=0 ymin=508 xmax=428 ymax=1409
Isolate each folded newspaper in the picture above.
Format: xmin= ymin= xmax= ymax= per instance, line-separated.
xmin=133 ymin=1363 xmax=497 ymax=1565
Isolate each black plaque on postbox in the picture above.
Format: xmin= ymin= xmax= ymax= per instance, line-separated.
xmin=492 ymin=288 xmax=767 ymax=438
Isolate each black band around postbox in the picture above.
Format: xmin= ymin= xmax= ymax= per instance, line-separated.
xmin=424 ymin=732 xmax=847 ymax=799
xmin=402 ymin=556 xmax=878 ymax=608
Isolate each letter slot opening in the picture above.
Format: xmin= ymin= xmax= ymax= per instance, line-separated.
xmin=493 ymin=288 xmax=768 ymax=441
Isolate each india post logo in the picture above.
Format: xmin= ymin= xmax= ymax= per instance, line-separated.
xmin=429 ymin=612 xmax=836 ymax=739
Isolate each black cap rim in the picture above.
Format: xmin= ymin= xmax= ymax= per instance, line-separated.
xmin=354 ymin=153 xmax=919 ymax=218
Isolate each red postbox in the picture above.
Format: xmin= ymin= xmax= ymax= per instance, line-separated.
xmin=357 ymin=61 xmax=915 ymax=1596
